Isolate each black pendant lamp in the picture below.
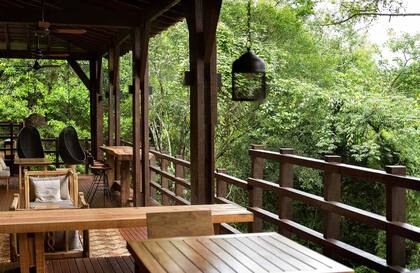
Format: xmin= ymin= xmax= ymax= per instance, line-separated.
xmin=232 ymin=0 xmax=266 ymax=101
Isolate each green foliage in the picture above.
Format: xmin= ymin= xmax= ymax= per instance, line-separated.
xmin=0 ymin=0 xmax=418 ymax=271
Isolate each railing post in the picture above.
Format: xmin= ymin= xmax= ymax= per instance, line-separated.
xmin=323 ymin=155 xmax=342 ymax=256
xmin=161 ymin=155 xmax=169 ymax=205
xmin=278 ymin=148 xmax=294 ymax=237
xmin=248 ymin=144 xmax=264 ymax=233
xmin=385 ymin=165 xmax=406 ymax=267
xmin=150 ymin=147 xmax=157 ymax=202
xmin=55 ymin=139 xmax=59 ymax=168
xmin=216 ymin=169 xmax=227 ymax=199
xmin=175 ymin=155 xmax=185 ymax=197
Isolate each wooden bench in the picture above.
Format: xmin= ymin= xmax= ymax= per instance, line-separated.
xmin=0 ymin=204 xmax=253 ymax=273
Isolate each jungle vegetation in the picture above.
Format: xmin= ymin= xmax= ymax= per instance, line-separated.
xmin=0 ymin=0 xmax=418 ymax=271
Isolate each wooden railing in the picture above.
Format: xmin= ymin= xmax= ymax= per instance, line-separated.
xmin=146 ymin=144 xmax=419 ymax=272
xmin=148 ymin=149 xmax=191 ymax=206
xmin=215 ymin=145 xmax=420 ymax=273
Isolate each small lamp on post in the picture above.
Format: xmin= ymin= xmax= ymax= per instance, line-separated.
xmin=232 ymin=0 xmax=266 ymax=102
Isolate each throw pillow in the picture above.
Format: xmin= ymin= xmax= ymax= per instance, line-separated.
xmin=32 ymin=179 xmax=61 ymax=203
xmin=30 ymin=175 xmax=70 ymax=201
xmin=0 ymin=157 xmax=6 ymax=170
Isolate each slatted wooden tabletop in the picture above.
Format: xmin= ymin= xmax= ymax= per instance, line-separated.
xmin=127 ymin=232 xmax=353 ymax=273
xmin=0 ymin=204 xmax=253 ymax=234
xmin=100 ymin=145 xmax=154 ymax=161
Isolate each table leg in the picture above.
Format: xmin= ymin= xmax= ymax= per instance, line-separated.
xmin=18 ymin=165 xmax=22 ymax=191
xmin=18 ymin=233 xmax=31 ymax=273
xmin=34 ymin=233 xmax=45 ymax=273
xmin=120 ymin=160 xmax=130 ymax=207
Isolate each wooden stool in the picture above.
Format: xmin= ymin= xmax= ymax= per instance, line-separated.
xmin=87 ymin=164 xmax=113 ymax=207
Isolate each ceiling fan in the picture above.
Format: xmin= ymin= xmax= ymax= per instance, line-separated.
xmin=34 ymin=0 xmax=87 ymax=38
xmin=31 ymin=36 xmax=70 ymax=58
xmin=29 ymin=59 xmax=62 ymax=71
xmin=10 ymin=59 xmax=62 ymax=72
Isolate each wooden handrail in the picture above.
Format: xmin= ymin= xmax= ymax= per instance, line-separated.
xmin=148 ymin=146 xmax=419 ymax=272
xmin=249 ymin=149 xmax=420 ymax=190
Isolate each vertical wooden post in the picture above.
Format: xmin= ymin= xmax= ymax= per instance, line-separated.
xmin=161 ymin=156 xmax=169 ymax=205
xmin=216 ymin=168 xmax=227 ymax=199
xmin=278 ymin=148 xmax=294 ymax=237
xmin=385 ymin=165 xmax=406 ymax=267
xmin=323 ymin=155 xmax=342 ymax=255
xmin=114 ymin=45 xmax=121 ymax=146
xmin=185 ymin=0 xmax=221 ymax=205
xmin=150 ymin=147 xmax=156 ymax=201
xmin=175 ymin=155 xmax=185 ymax=197
xmin=89 ymin=57 xmax=104 ymax=161
xmin=132 ymin=24 xmax=150 ymax=206
xmin=108 ymin=47 xmax=115 ymax=146
xmin=248 ymin=144 xmax=264 ymax=233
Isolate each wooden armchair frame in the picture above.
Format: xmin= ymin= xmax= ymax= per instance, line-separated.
xmin=10 ymin=169 xmax=89 ymax=261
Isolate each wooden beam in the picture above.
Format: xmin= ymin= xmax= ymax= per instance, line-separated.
xmin=0 ymin=4 xmax=143 ymax=27
xmin=108 ymin=47 xmax=115 ymax=146
xmin=113 ymin=45 xmax=121 ymax=145
xmin=146 ymin=0 xmax=182 ymax=22
xmin=185 ymin=0 xmax=220 ymax=204
xmin=68 ymin=59 xmax=90 ymax=89
xmin=89 ymin=58 xmax=104 ymax=160
xmin=0 ymin=50 xmax=91 ymax=60
xmin=203 ymin=0 xmax=222 ymax=61
xmin=132 ymin=25 xmax=150 ymax=206
xmin=132 ymin=27 xmax=141 ymax=207
xmin=4 ymin=24 xmax=10 ymax=50
xmin=139 ymin=25 xmax=151 ymax=207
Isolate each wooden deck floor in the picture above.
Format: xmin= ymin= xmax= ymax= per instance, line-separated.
xmin=0 ymin=256 xmax=135 ymax=273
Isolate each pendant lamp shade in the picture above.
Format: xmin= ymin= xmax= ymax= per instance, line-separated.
xmin=232 ymin=50 xmax=266 ymax=101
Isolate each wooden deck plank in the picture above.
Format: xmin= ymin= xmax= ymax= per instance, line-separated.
xmin=46 ymin=257 xmax=137 ymax=273
xmin=104 ymin=257 xmax=125 ymax=273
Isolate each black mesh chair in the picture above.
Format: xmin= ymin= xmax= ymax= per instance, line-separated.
xmin=58 ymin=126 xmax=86 ymax=165
xmin=17 ymin=126 xmax=44 ymax=158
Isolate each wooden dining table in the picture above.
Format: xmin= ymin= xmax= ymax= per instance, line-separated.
xmin=127 ymin=232 xmax=354 ymax=273
xmin=100 ymin=145 xmax=154 ymax=207
xmin=0 ymin=204 xmax=253 ymax=273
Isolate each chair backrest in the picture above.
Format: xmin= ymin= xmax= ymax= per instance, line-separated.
xmin=58 ymin=126 xmax=86 ymax=165
xmin=17 ymin=126 xmax=44 ymax=158
xmin=146 ymin=210 xmax=214 ymax=239
xmin=24 ymin=169 xmax=78 ymax=209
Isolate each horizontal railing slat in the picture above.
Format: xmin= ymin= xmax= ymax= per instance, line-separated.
xmin=150 ymin=181 xmax=190 ymax=205
xmin=149 ymin=150 xmax=190 ymax=167
xmin=215 ymin=172 xmax=247 ymax=189
xmin=247 ymin=178 xmax=420 ymax=242
xmin=249 ymin=149 xmax=420 ymax=190
xmin=150 ymin=165 xmax=191 ymax=189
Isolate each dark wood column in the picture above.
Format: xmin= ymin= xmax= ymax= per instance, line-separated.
xmin=185 ymin=0 xmax=221 ymax=204
xmin=89 ymin=57 xmax=104 ymax=160
xmin=107 ymin=45 xmax=121 ymax=146
xmin=107 ymin=48 xmax=115 ymax=146
xmin=114 ymin=45 xmax=121 ymax=146
xmin=132 ymin=24 xmax=150 ymax=206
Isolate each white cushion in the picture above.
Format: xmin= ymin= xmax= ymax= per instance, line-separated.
xmin=32 ymin=179 xmax=61 ymax=203
xmin=0 ymin=157 xmax=6 ymax=170
xmin=30 ymin=175 xmax=70 ymax=201
xmin=0 ymin=169 xmax=10 ymax=177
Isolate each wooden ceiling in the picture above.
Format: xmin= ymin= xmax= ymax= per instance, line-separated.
xmin=0 ymin=0 xmax=185 ymax=60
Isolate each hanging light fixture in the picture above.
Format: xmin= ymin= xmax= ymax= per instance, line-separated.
xmin=232 ymin=0 xmax=266 ymax=102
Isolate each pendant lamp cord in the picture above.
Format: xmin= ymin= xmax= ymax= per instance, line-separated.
xmin=246 ymin=0 xmax=252 ymax=52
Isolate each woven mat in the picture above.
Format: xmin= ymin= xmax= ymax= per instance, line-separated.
xmin=0 ymin=229 xmax=129 ymax=263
